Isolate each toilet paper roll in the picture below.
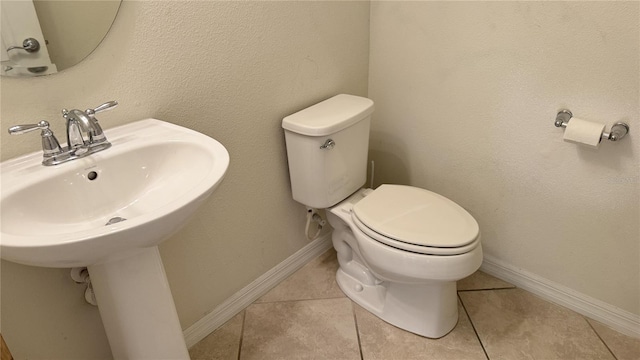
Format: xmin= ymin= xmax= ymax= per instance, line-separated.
xmin=563 ymin=117 xmax=605 ymax=148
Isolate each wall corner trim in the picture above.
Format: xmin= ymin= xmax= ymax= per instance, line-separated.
xmin=183 ymin=233 xmax=333 ymax=348
xmin=481 ymin=255 xmax=640 ymax=339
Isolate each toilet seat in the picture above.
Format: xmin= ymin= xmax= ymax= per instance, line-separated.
xmin=351 ymin=214 xmax=480 ymax=255
xmin=351 ymin=185 xmax=480 ymax=255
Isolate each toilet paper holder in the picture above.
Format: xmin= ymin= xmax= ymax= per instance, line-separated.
xmin=555 ymin=109 xmax=630 ymax=141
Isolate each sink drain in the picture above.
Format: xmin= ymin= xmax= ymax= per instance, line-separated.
xmin=105 ymin=217 xmax=127 ymax=226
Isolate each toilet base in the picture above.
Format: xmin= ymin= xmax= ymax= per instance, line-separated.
xmin=336 ymin=268 xmax=459 ymax=338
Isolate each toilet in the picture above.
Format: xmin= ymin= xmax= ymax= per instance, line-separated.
xmin=282 ymin=94 xmax=483 ymax=338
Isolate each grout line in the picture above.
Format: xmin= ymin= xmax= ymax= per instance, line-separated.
xmin=585 ymin=316 xmax=619 ymax=360
xmin=458 ymin=287 xmax=516 ymax=292
xmin=351 ymin=301 xmax=365 ymax=360
xmin=237 ymin=310 xmax=247 ymax=360
xmin=458 ymin=287 xmax=517 ymax=292
xmin=253 ymin=295 xmax=349 ymax=305
xmin=458 ymin=292 xmax=491 ymax=360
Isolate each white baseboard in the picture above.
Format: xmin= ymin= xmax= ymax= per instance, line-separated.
xmin=182 ymin=238 xmax=639 ymax=345
xmin=481 ymin=254 xmax=640 ymax=339
xmin=183 ymin=234 xmax=333 ymax=348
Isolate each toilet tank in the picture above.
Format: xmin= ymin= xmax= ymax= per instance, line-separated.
xmin=282 ymin=94 xmax=374 ymax=208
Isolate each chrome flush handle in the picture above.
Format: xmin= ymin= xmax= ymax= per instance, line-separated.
xmin=320 ymin=139 xmax=335 ymax=150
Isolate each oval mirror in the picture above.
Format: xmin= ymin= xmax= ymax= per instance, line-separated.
xmin=1 ymin=0 xmax=121 ymax=77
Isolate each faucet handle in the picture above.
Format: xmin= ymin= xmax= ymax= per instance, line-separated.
xmin=8 ymin=120 xmax=51 ymax=135
xmin=8 ymin=120 xmax=65 ymax=162
xmin=86 ymin=101 xmax=118 ymax=116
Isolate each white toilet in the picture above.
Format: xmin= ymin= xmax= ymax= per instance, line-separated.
xmin=282 ymin=94 xmax=483 ymax=338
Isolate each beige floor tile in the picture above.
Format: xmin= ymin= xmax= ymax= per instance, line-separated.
xmin=588 ymin=319 xmax=640 ymax=360
xmin=189 ymin=311 xmax=244 ymax=360
xmin=460 ymin=289 xmax=615 ymax=360
xmin=240 ymin=298 xmax=360 ymax=360
xmin=458 ymin=270 xmax=515 ymax=291
xmin=355 ymin=301 xmax=487 ymax=360
xmin=256 ymin=248 xmax=345 ymax=303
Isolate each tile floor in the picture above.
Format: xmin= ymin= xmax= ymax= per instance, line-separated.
xmin=189 ymin=249 xmax=640 ymax=360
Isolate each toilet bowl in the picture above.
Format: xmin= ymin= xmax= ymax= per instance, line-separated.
xmin=282 ymin=94 xmax=483 ymax=338
xmin=326 ymin=186 xmax=482 ymax=338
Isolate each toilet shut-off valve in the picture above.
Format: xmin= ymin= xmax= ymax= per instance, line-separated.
xmin=305 ymin=208 xmax=327 ymax=241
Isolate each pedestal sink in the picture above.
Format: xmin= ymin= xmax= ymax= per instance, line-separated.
xmin=1 ymin=119 xmax=229 ymax=359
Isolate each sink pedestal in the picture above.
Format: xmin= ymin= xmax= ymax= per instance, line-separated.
xmin=88 ymin=246 xmax=189 ymax=359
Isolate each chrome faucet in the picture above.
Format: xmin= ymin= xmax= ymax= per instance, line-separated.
xmin=8 ymin=101 xmax=118 ymax=166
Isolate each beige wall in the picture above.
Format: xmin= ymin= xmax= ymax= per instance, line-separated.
xmin=0 ymin=1 xmax=369 ymax=358
xmin=369 ymin=1 xmax=639 ymax=315
xmin=2 ymin=1 xmax=638 ymax=358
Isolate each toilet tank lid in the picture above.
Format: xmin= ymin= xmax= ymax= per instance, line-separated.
xmin=282 ymin=94 xmax=374 ymax=136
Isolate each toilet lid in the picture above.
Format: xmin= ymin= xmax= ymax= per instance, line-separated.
xmin=352 ymin=185 xmax=479 ymax=248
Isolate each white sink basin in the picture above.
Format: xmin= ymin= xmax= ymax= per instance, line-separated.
xmin=1 ymin=118 xmax=229 ymax=358
xmin=1 ymin=119 xmax=229 ymax=268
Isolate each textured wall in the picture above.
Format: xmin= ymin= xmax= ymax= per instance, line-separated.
xmin=3 ymin=1 xmax=637 ymax=358
xmin=369 ymin=1 xmax=639 ymax=314
xmin=0 ymin=1 xmax=369 ymax=358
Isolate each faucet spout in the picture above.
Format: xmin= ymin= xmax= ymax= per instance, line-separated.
xmin=63 ymin=108 xmax=108 ymax=149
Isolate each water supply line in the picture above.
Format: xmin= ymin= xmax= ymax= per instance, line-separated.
xmin=305 ymin=208 xmax=326 ymax=241
xmin=370 ymin=160 xmax=375 ymax=189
